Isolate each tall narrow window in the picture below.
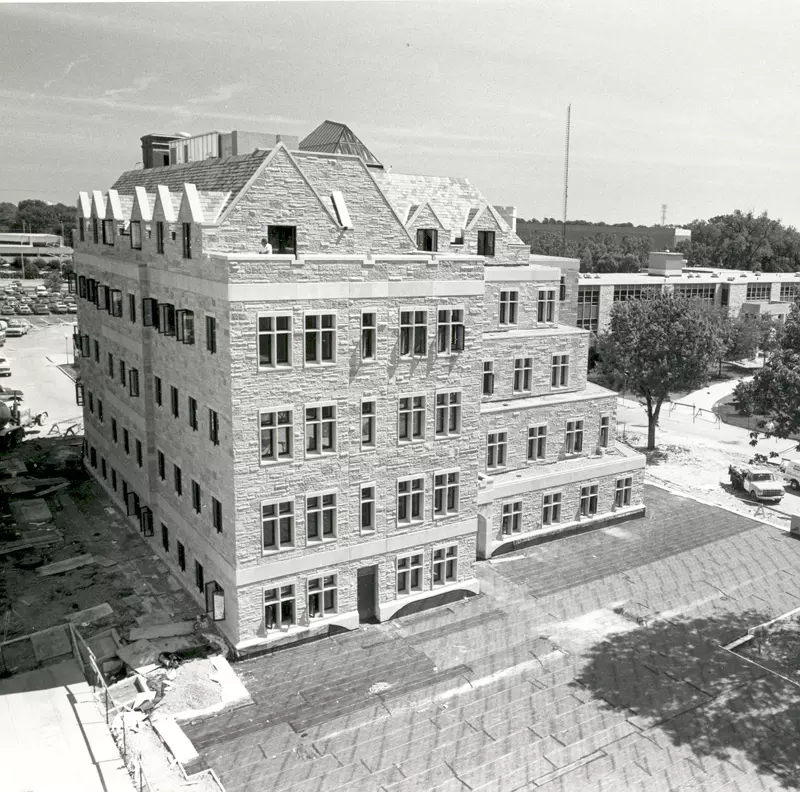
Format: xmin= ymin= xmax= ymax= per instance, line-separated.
xmin=397 ymin=477 xmax=424 ymax=527
xmin=501 ymin=501 xmax=522 ymax=534
xmin=305 ymin=405 xmax=336 ymax=455
xmin=499 ymin=291 xmax=518 ymax=325
xmin=102 ymin=219 xmax=114 ymax=246
xmin=157 ymin=450 xmax=165 ymax=480
xmin=192 ymin=480 xmax=202 ymax=513
xmin=477 ymin=230 xmax=495 ymax=257
xmin=580 ymin=484 xmax=599 ymax=516
xmin=513 ymin=358 xmax=533 ymax=393
xmin=177 ymin=541 xmax=186 ymax=572
xmin=397 ymin=554 xmax=423 ymax=594
xmin=209 ymin=408 xmax=220 ymax=446
xmin=527 ymin=425 xmax=547 ymax=461
xmin=433 ymin=471 xmax=459 ymax=518
xmin=128 ymin=368 xmax=139 ymax=397
xmin=361 ymin=311 xmax=376 ymax=361
xmin=262 ymin=499 xmax=294 ymax=551
xmin=399 ymin=310 xmax=427 ymax=357
xmin=188 ymin=397 xmax=198 ymax=430
xmin=432 ymin=545 xmax=457 ymax=585
xmin=212 ymin=497 xmax=222 ymax=532
xmin=264 ymin=585 xmax=295 ymax=630
xmin=176 ymin=310 xmax=195 ymax=345
xmin=304 ymin=314 xmax=336 ymax=364
xmin=487 ymin=431 xmax=507 ymax=469
xmin=161 ymin=522 xmax=169 ymax=552
xmin=435 ymin=391 xmax=461 ymax=437
xmin=259 ymin=408 xmax=293 ymax=463
xmin=360 ymin=484 xmax=375 ymax=533
xmin=135 ymin=439 xmax=142 ymax=468
xmin=205 ymin=316 xmax=217 ymax=354
xmin=306 ymin=492 xmax=337 ymax=541
xmin=173 ymin=464 xmax=182 ymax=497
xmin=437 ymin=308 xmax=465 ymax=353
xmin=170 ymin=385 xmax=179 ymax=417
xmin=154 ymin=375 xmax=162 ymax=407
xmin=361 ymin=400 xmax=376 ymax=451
xmin=398 ymin=395 xmax=425 ymax=442
xmin=110 ymin=290 xmax=123 ymax=317
xmin=551 ymin=354 xmax=569 ymax=388
xmin=542 ymin=492 xmax=562 ymax=525
xmin=258 ymin=314 xmax=292 ymax=368
xmin=92 ymin=219 xmax=99 ymax=243
xmin=128 ymin=293 xmax=136 ymax=323
xmin=159 ymin=303 xmax=176 ymax=336
xmin=615 ymin=477 xmax=632 ymax=507
xmin=565 ymin=420 xmax=584 ymax=454
xmin=182 ymin=222 xmax=192 ymax=258
xmin=537 ymin=289 xmax=556 ymax=323
xmin=482 ymin=361 xmax=495 ymax=396
xmin=599 ymin=416 xmax=610 ymax=448
xmin=142 ymin=298 xmax=159 ymax=328
xmin=130 ymin=220 xmax=142 ymax=250
xmin=308 ymin=575 xmax=338 ymax=618
xmin=156 ymin=221 xmax=165 ymax=254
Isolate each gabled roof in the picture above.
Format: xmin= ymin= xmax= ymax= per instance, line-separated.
xmin=91 ymin=190 xmax=106 ymax=219
xmin=77 ymin=192 xmax=91 ymax=219
xmin=406 ymin=200 xmax=446 ymax=230
xmin=111 ymin=150 xmax=271 ymax=218
xmin=299 ymin=120 xmax=383 ymax=169
xmin=131 ymin=187 xmax=152 ymax=222
xmin=465 ymin=203 xmax=508 ymax=232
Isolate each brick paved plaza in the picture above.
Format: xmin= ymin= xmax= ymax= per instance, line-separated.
xmin=182 ymin=485 xmax=800 ymax=791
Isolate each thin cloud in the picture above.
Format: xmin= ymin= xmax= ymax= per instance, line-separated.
xmin=187 ymin=82 xmax=250 ymax=106
xmin=43 ymin=55 xmax=89 ymax=89
xmin=102 ymin=74 xmax=158 ymax=103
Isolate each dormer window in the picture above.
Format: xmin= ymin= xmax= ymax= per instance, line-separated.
xmin=102 ymin=219 xmax=114 ymax=246
xmin=416 ymin=228 xmax=438 ymax=252
xmin=268 ymin=225 xmax=297 ymax=255
xmin=130 ymin=221 xmax=142 ymax=250
xmin=182 ymin=223 xmax=192 ymax=259
xmin=156 ymin=221 xmax=165 ymax=254
xmin=477 ymin=231 xmax=495 ymax=257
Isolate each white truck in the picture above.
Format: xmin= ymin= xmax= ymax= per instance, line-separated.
xmin=728 ymin=465 xmax=785 ymax=503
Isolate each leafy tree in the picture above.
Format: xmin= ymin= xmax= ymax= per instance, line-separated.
xmin=593 ymin=294 xmax=726 ymax=449
xmin=617 ymin=253 xmax=642 ymax=273
xmin=44 ymin=269 xmax=63 ymax=291
xmin=595 ymin=253 xmax=619 ymax=273
xmin=13 ymin=199 xmax=75 ymax=238
xmin=22 ymin=262 xmax=40 ymax=279
xmin=0 ymin=202 xmax=16 ymax=233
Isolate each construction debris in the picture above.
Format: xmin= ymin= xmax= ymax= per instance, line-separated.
xmin=129 ymin=621 xmax=195 ymax=642
xmin=65 ymin=602 xmax=114 ymax=624
xmin=37 ymin=554 xmax=94 ymax=576
xmin=10 ymin=498 xmax=52 ymax=525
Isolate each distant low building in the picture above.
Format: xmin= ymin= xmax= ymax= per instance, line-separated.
xmin=0 ymin=232 xmax=72 ymax=259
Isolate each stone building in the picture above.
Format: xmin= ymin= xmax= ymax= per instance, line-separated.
xmin=576 ymin=252 xmax=800 ymax=334
xmin=72 ymin=122 xmax=645 ymax=651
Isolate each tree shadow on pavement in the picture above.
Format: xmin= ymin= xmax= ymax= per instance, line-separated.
xmin=571 ymin=610 xmax=800 ymax=789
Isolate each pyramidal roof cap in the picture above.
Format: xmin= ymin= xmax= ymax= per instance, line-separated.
xmin=299 ymin=120 xmax=383 ymax=169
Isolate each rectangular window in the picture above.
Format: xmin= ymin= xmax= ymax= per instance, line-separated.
xmin=159 ymin=303 xmax=176 ymax=336
xmin=209 ymin=408 xmax=219 ymax=446
xmin=600 ymin=416 xmax=610 ymax=448
xmin=305 ymin=404 xmax=336 ymax=456
xmin=173 ymin=464 xmax=182 ymax=497
xmin=399 ymin=310 xmax=427 ymax=357
xmin=111 ymin=418 xmax=118 ymax=444
xmin=93 ymin=339 xmax=100 ymax=362
xmin=435 ymin=391 xmax=461 ymax=438
xmin=205 ymin=316 xmax=217 ymax=353
xmin=161 ymin=522 xmax=169 ymax=552
xmin=437 ymin=308 xmax=465 ymax=354
xmin=157 ymin=450 xmax=165 ymax=480
xmin=260 ymin=408 xmax=293 ymax=463
xmin=560 ymin=275 xmax=566 ymax=301
xmin=542 ymin=492 xmax=562 ymax=525
xmin=176 ymin=310 xmax=195 ymax=345
xmin=182 ymin=222 xmax=192 ymax=259
xmin=128 ymin=368 xmax=139 ymax=397
xmin=86 ymin=278 xmax=96 ymax=304
xmin=264 ymin=585 xmax=296 ymax=630
xmin=551 ymin=354 xmax=569 ymax=388
xmin=80 ymin=334 xmax=90 ymax=358
xmin=537 ymin=289 xmax=556 ymax=323
xmin=580 ymin=484 xmax=599 ymax=516
xmin=212 ymin=497 xmax=222 ymax=533
xmin=156 ymin=221 xmax=165 ymax=254
xmin=674 ymin=284 xmax=717 ymax=303
xmin=123 ymin=428 xmax=129 ymax=454
xmin=111 ymin=468 xmax=117 ymax=491
xmin=135 ymin=439 xmax=142 ymax=468
xmin=102 ymin=219 xmax=114 ymax=245
xmin=130 ymin=220 xmax=142 ymax=250
xmin=527 ymin=425 xmax=547 ymax=461
xmin=78 ymin=276 xmax=87 ymax=298
xmin=577 ymin=286 xmax=600 ymax=331
xmin=154 ymin=375 xmax=162 ymax=407
xmin=308 ymin=575 xmax=338 ymax=619
xmin=361 ymin=311 xmax=376 ymax=361
xmin=92 ymin=218 xmax=99 ymax=244
xmin=397 ymin=554 xmax=423 ymax=595
xmin=615 ymin=477 xmax=633 ymax=507
xmin=128 ymin=293 xmax=136 ymax=322
xmin=499 ymin=290 xmax=518 ymax=325
xmin=262 ymin=499 xmax=294 ymax=551
xmin=398 ymin=395 xmax=425 ymax=442
xmin=192 ymin=480 xmax=201 ymax=514
xmin=477 ymin=230 xmax=495 ymax=257
xmin=360 ymin=484 xmax=375 ymax=533
xmin=79 ymin=221 xmax=85 ymax=243
xmin=433 ymin=471 xmax=459 ymax=518
xmin=306 ymin=492 xmax=337 ymax=542
xmin=513 ymin=357 xmax=533 ymax=393
xmin=188 ymin=397 xmax=198 ymax=430
xmin=397 ymin=476 xmax=424 ymax=527
xmin=107 ymin=352 xmax=114 ymax=378
xmin=194 ymin=560 xmax=204 ymax=592
xmin=501 ymin=501 xmax=523 ymax=534
xmin=487 ymin=431 xmax=508 ymax=469
xmin=432 ymin=545 xmax=457 ymax=586
xmin=745 ymin=282 xmax=771 ymax=302
xmin=142 ymin=298 xmax=159 ymax=328
xmin=361 ymin=399 xmax=376 ymax=451
xmin=177 ymin=541 xmax=186 ymax=571
xmin=109 ymin=289 xmax=123 ymax=317
xmin=88 ymin=391 xmax=94 ymax=414
xmin=613 ymin=284 xmax=659 ymax=302
xmin=482 ymin=361 xmax=495 ymax=396
xmin=780 ymin=283 xmax=798 ymax=302
xmin=98 ymin=400 xmax=104 ymax=423
xmin=416 ymin=228 xmax=438 ymax=251
xmin=170 ymin=386 xmax=179 ymax=418
xmin=267 ymin=225 xmax=297 ymax=255
xmin=258 ymin=314 xmax=292 ymax=368
xmin=565 ymin=420 xmax=584 ymax=454
xmin=304 ymin=313 xmax=336 ymax=364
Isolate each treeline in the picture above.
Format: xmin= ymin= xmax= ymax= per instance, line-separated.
xmin=0 ymin=199 xmax=76 ymax=240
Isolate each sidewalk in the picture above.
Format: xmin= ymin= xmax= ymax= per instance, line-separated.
xmin=0 ymin=659 xmax=133 ymax=792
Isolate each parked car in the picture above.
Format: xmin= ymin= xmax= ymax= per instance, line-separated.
xmin=51 ymin=304 xmax=68 ymax=314
xmin=0 ymin=305 xmax=14 ymax=315
xmin=17 ymin=306 xmax=32 ymax=315
xmin=5 ymin=325 xmax=25 ymax=337
xmin=32 ymin=305 xmax=50 ymax=315
xmin=0 ymin=357 xmax=11 ymax=377
xmin=0 ymin=384 xmax=23 ymax=401
xmin=783 ymin=460 xmax=800 ymax=491
xmin=66 ymin=304 xmax=77 ymax=314
xmin=728 ymin=465 xmax=785 ymax=503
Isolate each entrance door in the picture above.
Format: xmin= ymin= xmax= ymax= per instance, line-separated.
xmin=357 ymin=565 xmax=378 ymax=622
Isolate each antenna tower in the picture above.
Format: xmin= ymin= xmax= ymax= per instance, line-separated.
xmin=660 ymin=203 xmax=668 ymax=226
xmin=562 ymin=104 xmax=571 ymax=255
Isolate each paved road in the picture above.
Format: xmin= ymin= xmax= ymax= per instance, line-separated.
xmin=182 ymin=486 xmax=800 ymax=791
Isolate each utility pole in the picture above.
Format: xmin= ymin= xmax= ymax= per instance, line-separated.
xmin=561 ymin=104 xmax=571 ymax=256
xmin=660 ymin=204 xmax=668 ymax=226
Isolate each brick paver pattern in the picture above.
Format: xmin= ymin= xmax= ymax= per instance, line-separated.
xmin=182 ymin=486 xmax=800 ymax=791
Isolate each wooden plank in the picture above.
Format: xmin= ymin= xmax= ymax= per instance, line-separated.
xmin=37 ymin=554 xmax=94 ymax=576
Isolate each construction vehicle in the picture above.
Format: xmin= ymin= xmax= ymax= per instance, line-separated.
xmin=0 ymin=398 xmax=48 ymax=451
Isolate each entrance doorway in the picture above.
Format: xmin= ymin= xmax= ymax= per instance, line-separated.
xmin=357 ymin=565 xmax=378 ymax=623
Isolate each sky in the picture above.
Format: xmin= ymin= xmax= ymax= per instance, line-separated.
xmin=2 ymin=0 xmax=800 ymax=227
